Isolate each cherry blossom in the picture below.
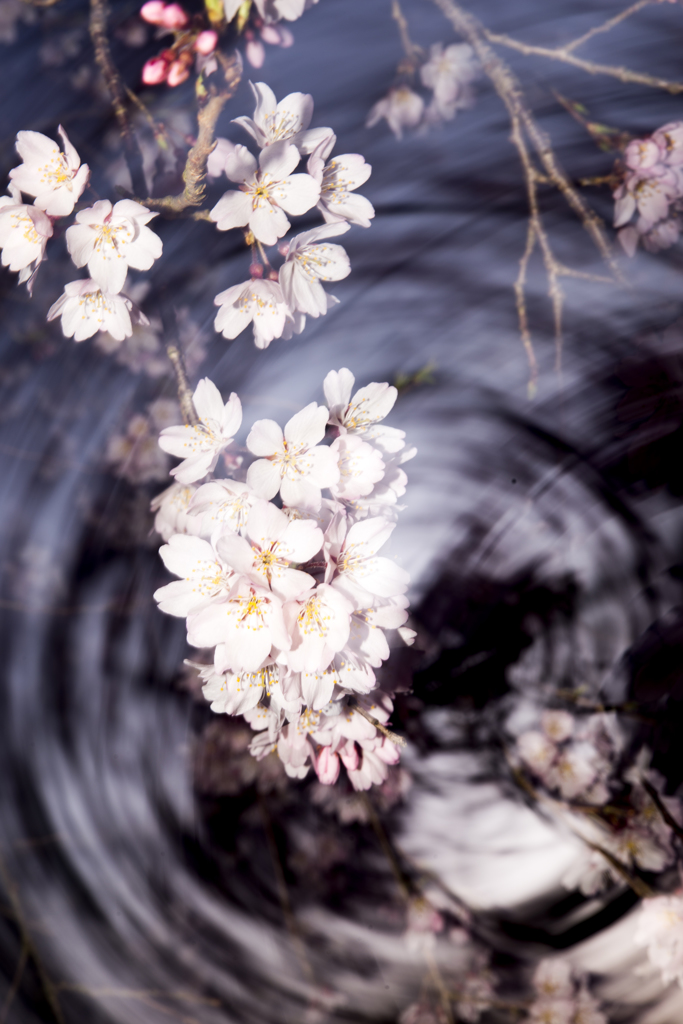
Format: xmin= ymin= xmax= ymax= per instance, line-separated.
xmin=324 ymin=367 xmax=403 ymax=450
xmin=210 ymin=141 xmax=320 ymax=246
xmin=246 ymin=402 xmax=340 ymax=508
xmin=279 ymin=223 xmax=351 ymax=317
xmin=286 ymin=583 xmax=353 ymax=674
xmin=0 ymin=184 xmax=52 ymax=289
xmin=188 ymin=479 xmax=259 ymax=536
xmin=216 ymin=499 xmax=322 ymax=599
xmin=233 ymin=81 xmax=329 ymax=153
xmin=420 ymin=43 xmax=479 ymax=121
xmin=47 ymin=279 xmax=147 ymax=341
xmin=329 ymin=516 xmax=410 ymax=605
xmin=158 ymin=377 xmax=242 ymax=484
xmin=154 ymin=532 xmax=236 ymax=617
xmin=244 ymin=23 xmax=294 ymax=69
xmin=366 ymin=86 xmax=425 ymax=139
xmin=187 ymin=578 xmax=290 ymax=672
xmin=9 ymin=125 xmax=89 ymax=217
xmin=307 ymin=133 xmax=375 ymax=228
xmin=151 ymin=482 xmax=204 ymax=540
xmin=65 ymin=199 xmax=162 ymax=295
xmin=199 ymin=661 xmax=287 ymax=716
xmin=635 ymin=895 xmax=683 ymax=986
xmin=214 ymin=277 xmax=289 ymax=348
xmin=329 ymin=434 xmax=386 ymax=500
xmin=223 ymin=0 xmax=319 ymax=25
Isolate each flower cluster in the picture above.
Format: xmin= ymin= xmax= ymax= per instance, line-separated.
xmin=634 ymin=893 xmax=683 ymax=988
xmin=514 ymin=709 xmax=618 ymax=804
xmin=0 ymin=125 xmax=163 ymax=337
xmin=367 ymin=43 xmax=479 ymax=140
xmin=152 ymin=368 xmax=415 ymax=790
xmin=523 ymin=960 xmax=607 ymax=1024
xmin=140 ymin=1 xmax=218 ymax=87
xmin=223 ymin=0 xmax=318 ymax=27
xmin=0 ymin=126 xmax=88 ymax=293
xmin=209 ymin=82 xmax=374 ymax=347
xmin=613 ymin=121 xmax=683 ymax=255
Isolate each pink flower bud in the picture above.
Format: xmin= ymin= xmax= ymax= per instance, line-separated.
xmin=315 ymin=747 xmax=340 ymax=786
xmin=140 ymin=1 xmax=166 ymax=25
xmin=249 ymin=262 xmax=264 ymax=278
xmin=245 ymin=39 xmax=265 ymax=68
xmin=339 ymin=741 xmax=359 ymax=772
xmin=142 ymin=55 xmax=169 ymax=84
xmin=166 ymin=59 xmax=191 ymax=86
xmin=277 ymin=241 xmax=289 ymax=257
xmin=194 ymin=30 xmax=218 ymax=55
xmin=267 ymin=268 xmax=279 ymax=281
xmin=160 ymin=2 xmax=189 ymax=29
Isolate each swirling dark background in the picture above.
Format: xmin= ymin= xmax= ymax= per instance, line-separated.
xmin=1 ymin=0 xmax=683 ymax=1020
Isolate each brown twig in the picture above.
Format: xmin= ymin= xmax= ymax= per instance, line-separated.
xmin=138 ymin=54 xmax=242 ymax=215
xmin=89 ymin=0 xmax=147 ymax=197
xmin=165 ymin=344 xmax=199 ymax=426
xmin=0 ymin=854 xmax=64 ymax=1024
xmin=484 ymin=28 xmax=683 ymax=95
xmin=642 ymin=779 xmax=683 ymax=843
xmin=392 ymin=0 xmax=422 ymax=65
xmin=360 ymin=792 xmax=414 ymax=900
xmin=258 ymin=793 xmax=314 ymax=981
xmin=563 ymin=0 xmax=653 ymax=54
xmin=429 ymin=0 xmax=622 ymax=392
xmin=351 ymin=702 xmax=407 ymax=747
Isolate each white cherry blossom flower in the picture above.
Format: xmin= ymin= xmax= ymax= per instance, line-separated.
xmin=324 ymin=367 xmax=404 ymax=451
xmin=9 ymin=125 xmax=89 ymax=217
xmin=286 ymin=582 xmax=353 ymax=676
xmin=329 ymin=516 xmax=410 ymax=605
xmin=151 ymin=482 xmax=204 ymax=540
xmin=200 ymin=661 xmax=286 ymax=716
xmin=0 ymin=184 xmax=52 ymax=289
xmin=206 ymin=137 xmax=238 ymax=179
xmin=307 ymin=132 xmax=375 ymax=228
xmin=65 ymin=199 xmax=162 ymax=295
xmin=329 ymin=433 xmax=385 ymax=500
xmin=541 ymin=710 xmax=574 ymax=743
xmin=532 ymin=960 xmax=574 ymax=1000
xmin=47 ymin=279 xmax=146 ymax=341
xmin=517 ymin=730 xmax=556 ymax=775
xmin=223 ymin=0 xmax=318 ymax=26
xmin=154 ymin=533 xmax=235 ymax=617
xmin=187 ymin=579 xmax=290 ymax=672
xmin=366 ymin=86 xmax=424 ymax=139
xmin=279 ymin=223 xmax=351 ymax=317
xmin=635 ymin=895 xmax=683 ymax=986
xmin=188 ymin=479 xmax=258 ymax=536
xmin=233 ymin=81 xmax=328 ymax=153
xmin=214 ymin=277 xmax=289 ymax=349
xmin=217 ymin=499 xmax=322 ymax=600
xmin=210 ymin=141 xmax=320 ymax=246
xmin=420 ymin=43 xmax=478 ymax=121
xmin=158 ymin=378 xmax=242 ymax=485
xmin=246 ymin=402 xmax=340 ymax=509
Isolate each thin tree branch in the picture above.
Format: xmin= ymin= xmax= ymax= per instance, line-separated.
xmin=351 ymin=702 xmax=407 ymax=747
xmin=392 ymin=0 xmax=421 ymax=62
xmin=0 ymin=854 xmax=64 ymax=1024
xmin=137 ymin=54 xmax=242 ymax=214
xmin=165 ymin=344 xmax=199 ymax=426
xmin=89 ymin=0 xmax=147 ymax=197
xmin=485 ymin=28 xmax=683 ymax=94
xmin=642 ymin=779 xmax=683 ymax=843
xmin=563 ymin=0 xmax=653 ymax=54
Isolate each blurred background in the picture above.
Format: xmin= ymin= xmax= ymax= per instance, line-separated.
xmin=2 ymin=0 xmax=683 ymax=1020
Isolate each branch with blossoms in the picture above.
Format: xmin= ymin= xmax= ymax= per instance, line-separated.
xmin=152 ymin=369 xmax=417 ymax=791
xmin=365 ymin=0 xmax=683 ymax=391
